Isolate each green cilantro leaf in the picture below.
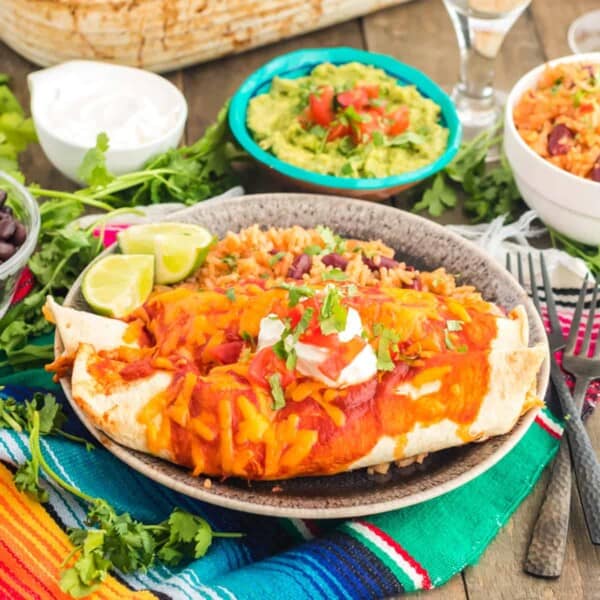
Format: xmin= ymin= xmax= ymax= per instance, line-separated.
xmin=319 ymin=287 xmax=348 ymax=335
xmin=444 ymin=328 xmax=455 ymax=350
xmin=340 ymin=162 xmax=353 ymax=176
xmin=303 ymin=244 xmax=323 ymax=256
xmin=77 ymin=133 xmax=114 ymax=188
xmin=372 ymin=130 xmax=384 ymax=147
xmin=268 ymin=251 xmax=286 ymax=266
xmin=222 ymin=254 xmax=237 ymax=271
xmin=316 ymin=225 xmax=346 ymax=253
xmin=322 ymin=268 xmax=348 ymax=281
xmin=225 ymin=288 xmax=236 ymax=302
xmin=375 ymin=325 xmax=400 ymax=371
xmin=278 ymin=283 xmax=315 ymax=307
xmin=268 ymin=373 xmax=286 ymax=410
xmin=446 ymin=319 xmax=463 ymax=332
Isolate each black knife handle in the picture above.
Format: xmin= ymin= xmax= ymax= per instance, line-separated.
xmin=524 ymin=439 xmax=571 ymax=577
xmin=551 ymin=361 xmax=600 ymax=544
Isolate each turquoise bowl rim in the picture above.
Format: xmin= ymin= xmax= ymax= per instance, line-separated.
xmin=229 ymin=47 xmax=462 ymax=191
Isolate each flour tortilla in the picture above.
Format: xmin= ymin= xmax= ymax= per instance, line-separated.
xmin=47 ymin=298 xmax=545 ymax=477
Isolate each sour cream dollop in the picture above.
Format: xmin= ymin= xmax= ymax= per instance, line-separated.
xmin=257 ymin=308 xmax=378 ymax=388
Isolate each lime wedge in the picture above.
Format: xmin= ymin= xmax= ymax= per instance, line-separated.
xmin=118 ymin=223 xmax=215 ymax=285
xmin=82 ymin=254 xmax=154 ymax=318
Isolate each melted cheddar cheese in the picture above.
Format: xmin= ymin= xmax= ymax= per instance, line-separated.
xmin=81 ymin=281 xmax=501 ymax=480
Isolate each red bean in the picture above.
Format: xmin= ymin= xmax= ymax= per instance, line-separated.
xmin=590 ymin=155 xmax=600 ymax=182
xmin=547 ymin=124 xmax=574 ymax=156
xmin=287 ymin=254 xmax=312 ymax=279
xmin=362 ymin=254 xmax=399 ymax=271
xmin=322 ymin=252 xmax=348 ymax=270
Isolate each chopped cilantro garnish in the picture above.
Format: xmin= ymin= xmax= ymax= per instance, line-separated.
xmin=268 ymin=251 xmax=286 ymax=266
xmin=372 ymin=130 xmax=384 ymax=147
xmin=457 ymin=345 xmax=468 ymax=353
xmin=573 ymin=89 xmax=586 ymax=107
xmin=551 ymin=77 xmax=563 ymax=94
xmin=444 ymin=328 xmax=455 ymax=350
xmin=374 ymin=325 xmax=401 ymax=371
xmin=241 ymin=331 xmax=254 ymax=344
xmin=259 ymin=272 xmax=270 ymax=279
xmin=322 ymin=268 xmax=348 ymax=281
xmin=222 ymin=254 xmax=237 ymax=271
xmin=309 ymin=124 xmax=327 ymax=138
xmin=345 ymin=283 xmax=359 ymax=297
xmin=316 ymin=225 xmax=346 ymax=253
xmin=303 ymin=244 xmax=323 ymax=256
xmin=446 ymin=319 xmax=463 ymax=332
xmin=268 ymin=373 xmax=286 ymax=410
xmin=319 ymin=287 xmax=348 ymax=335
xmin=340 ymin=162 xmax=353 ymax=176
xmin=278 ymin=283 xmax=315 ymax=307
xmin=273 ymin=308 xmax=315 ymax=372
xmin=225 ymin=288 xmax=236 ymax=302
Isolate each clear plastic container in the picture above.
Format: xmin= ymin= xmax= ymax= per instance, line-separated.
xmin=0 ymin=171 xmax=40 ymax=319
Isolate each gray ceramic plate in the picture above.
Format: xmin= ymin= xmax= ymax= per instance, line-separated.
xmin=57 ymin=193 xmax=549 ymax=519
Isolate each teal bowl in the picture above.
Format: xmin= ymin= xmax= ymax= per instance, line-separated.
xmin=229 ymin=47 xmax=461 ymax=200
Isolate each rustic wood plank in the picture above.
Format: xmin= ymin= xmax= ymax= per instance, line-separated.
xmin=1 ymin=40 xmax=74 ymax=191
xmin=531 ymin=0 xmax=599 ymax=59
xmin=415 ymin=574 xmax=468 ymax=599
xmin=362 ymin=0 xmax=545 ymax=97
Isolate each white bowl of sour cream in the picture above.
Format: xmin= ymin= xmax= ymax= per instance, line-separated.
xmin=28 ymin=61 xmax=187 ymax=183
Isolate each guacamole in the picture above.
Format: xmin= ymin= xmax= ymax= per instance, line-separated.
xmin=247 ymin=62 xmax=449 ymax=179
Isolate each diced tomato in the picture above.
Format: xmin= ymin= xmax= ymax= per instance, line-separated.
xmin=248 ymin=347 xmax=295 ymax=389
xmin=378 ymin=362 xmax=411 ymax=399
xmin=387 ymin=106 xmax=410 ymax=135
xmin=351 ymin=109 xmax=384 ymax=144
xmin=309 ymin=85 xmax=335 ymax=126
xmin=319 ymin=338 xmax=366 ymax=381
xmin=209 ymin=341 xmax=244 ymax=364
xmin=327 ymin=122 xmax=351 ymax=141
xmin=580 ymin=102 xmax=594 ymax=114
xmin=361 ymin=84 xmax=380 ymax=99
xmin=337 ymin=87 xmax=369 ymax=110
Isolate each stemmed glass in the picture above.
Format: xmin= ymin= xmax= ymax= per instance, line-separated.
xmin=443 ymin=0 xmax=532 ymax=143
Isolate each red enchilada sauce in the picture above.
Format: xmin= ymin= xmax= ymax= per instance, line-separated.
xmin=81 ymin=282 xmax=501 ymax=480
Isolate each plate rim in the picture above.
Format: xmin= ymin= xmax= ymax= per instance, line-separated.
xmin=57 ymin=192 xmax=550 ymax=519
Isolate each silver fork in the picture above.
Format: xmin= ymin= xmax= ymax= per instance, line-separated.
xmin=507 ymin=253 xmax=600 ymax=549
xmin=524 ymin=275 xmax=600 ymax=576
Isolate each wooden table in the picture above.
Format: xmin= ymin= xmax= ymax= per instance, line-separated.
xmin=2 ymin=0 xmax=600 ymax=597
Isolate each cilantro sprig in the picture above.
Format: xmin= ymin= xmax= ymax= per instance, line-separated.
xmin=6 ymin=408 xmax=242 ymax=598
xmin=413 ymin=123 xmax=523 ymax=223
xmin=373 ymin=324 xmax=401 ymax=371
xmin=319 ymin=286 xmax=348 ymax=335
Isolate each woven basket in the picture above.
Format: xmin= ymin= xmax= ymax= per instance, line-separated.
xmin=0 ymin=0 xmax=409 ymax=73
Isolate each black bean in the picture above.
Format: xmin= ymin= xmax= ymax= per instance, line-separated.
xmin=0 ymin=214 xmax=16 ymax=240
xmin=0 ymin=241 xmax=16 ymax=261
xmin=321 ymin=252 xmax=348 ymax=270
xmin=547 ymin=124 xmax=574 ymax=156
xmin=287 ymin=253 xmax=312 ymax=279
xmin=11 ymin=221 xmax=27 ymax=246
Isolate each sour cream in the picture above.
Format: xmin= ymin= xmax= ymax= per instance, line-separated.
xmin=29 ymin=61 xmax=186 ymax=150
xmin=257 ymin=308 xmax=377 ymax=388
